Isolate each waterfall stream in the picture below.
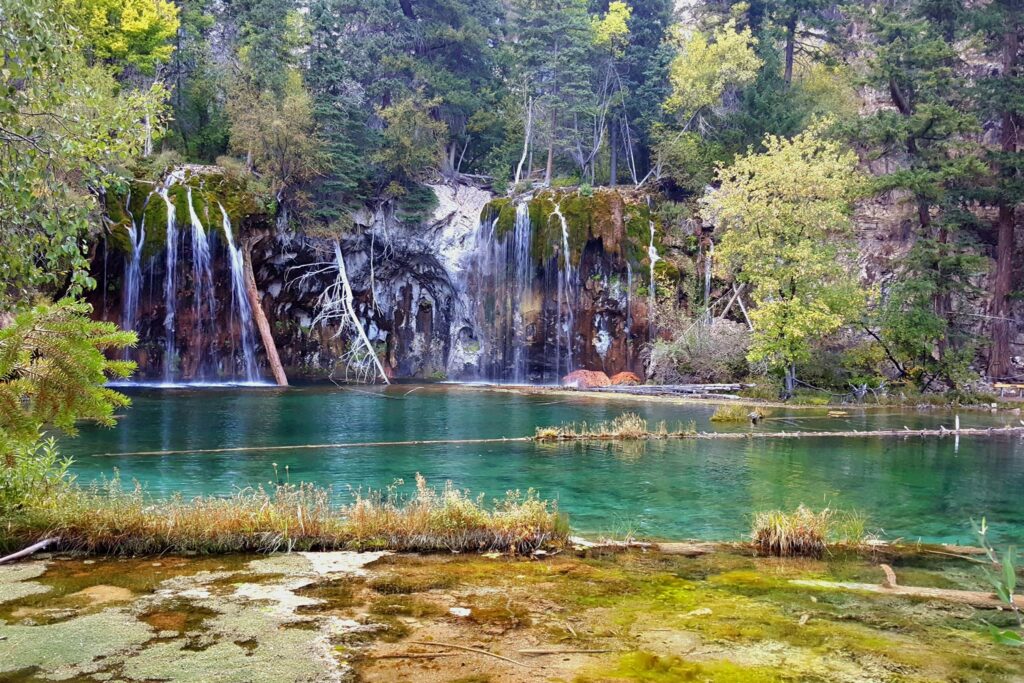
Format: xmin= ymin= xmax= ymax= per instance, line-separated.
xmin=220 ymin=204 xmax=260 ymax=383
xmin=551 ymin=201 xmax=576 ymax=377
xmin=159 ymin=184 xmax=178 ymax=382
xmin=121 ymin=197 xmax=146 ymax=335
xmin=186 ymin=188 xmax=216 ymax=378
xmin=647 ymin=206 xmax=660 ymax=336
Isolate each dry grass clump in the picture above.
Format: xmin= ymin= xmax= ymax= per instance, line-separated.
xmin=750 ymin=506 xmax=869 ymax=558
xmin=710 ymin=404 xmax=767 ymax=423
xmin=535 ymin=413 xmax=698 ymax=441
xmin=1 ymin=474 xmax=567 ymax=556
xmin=751 ymin=506 xmax=832 ymax=558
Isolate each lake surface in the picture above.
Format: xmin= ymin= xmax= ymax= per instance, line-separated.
xmin=63 ymin=384 xmax=1024 ymax=545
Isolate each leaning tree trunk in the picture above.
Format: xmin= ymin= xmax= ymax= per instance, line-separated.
xmin=242 ymin=240 xmax=288 ymax=386
xmin=988 ymin=26 xmax=1020 ymax=380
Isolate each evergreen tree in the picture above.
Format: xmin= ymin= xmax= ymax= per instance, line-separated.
xmin=859 ymin=0 xmax=988 ymax=385
xmin=511 ymin=0 xmax=595 ymax=184
xmin=969 ymin=0 xmax=1024 ymax=379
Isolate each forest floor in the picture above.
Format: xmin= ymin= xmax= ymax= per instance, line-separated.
xmin=2 ymin=546 xmax=1022 ymax=682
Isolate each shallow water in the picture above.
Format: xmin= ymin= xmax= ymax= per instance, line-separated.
xmin=63 ymin=384 xmax=1024 ymax=544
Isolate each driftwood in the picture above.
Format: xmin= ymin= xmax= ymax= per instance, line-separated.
xmin=589 ymin=384 xmax=751 ymax=399
xmin=369 ymin=653 xmax=457 ymax=660
xmin=792 ymin=563 xmax=1023 ymax=609
xmin=407 ymin=640 xmax=528 ymax=667
xmin=0 ymin=537 xmax=59 ymax=565
xmin=518 ymin=648 xmax=614 ymax=656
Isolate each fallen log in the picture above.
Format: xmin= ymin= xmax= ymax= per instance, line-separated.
xmin=790 ymin=578 xmax=1023 ymax=609
xmin=0 ymin=537 xmax=59 ymax=565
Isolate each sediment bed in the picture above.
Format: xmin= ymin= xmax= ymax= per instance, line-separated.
xmin=2 ymin=546 xmax=1022 ymax=682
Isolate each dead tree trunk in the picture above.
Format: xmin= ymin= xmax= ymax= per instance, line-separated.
xmin=242 ymin=240 xmax=288 ymax=386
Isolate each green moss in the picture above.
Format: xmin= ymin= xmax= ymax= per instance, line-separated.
xmin=367 ymin=572 xmax=457 ymax=595
xmin=579 ymin=652 xmax=783 ymax=682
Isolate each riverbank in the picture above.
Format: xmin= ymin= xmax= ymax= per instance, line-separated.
xmin=2 ymin=546 xmax=1021 ymax=682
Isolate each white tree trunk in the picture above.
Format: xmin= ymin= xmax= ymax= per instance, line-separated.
xmin=334 ymin=242 xmax=390 ymax=384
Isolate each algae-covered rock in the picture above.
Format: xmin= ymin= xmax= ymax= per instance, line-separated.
xmin=0 ymin=609 xmax=153 ymax=676
xmin=0 ymin=562 xmax=51 ymax=605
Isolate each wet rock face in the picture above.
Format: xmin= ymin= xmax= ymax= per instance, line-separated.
xmin=92 ymin=174 xmax=660 ymax=383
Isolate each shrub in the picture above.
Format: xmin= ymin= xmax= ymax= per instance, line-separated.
xmin=648 ymin=318 xmax=749 ymax=384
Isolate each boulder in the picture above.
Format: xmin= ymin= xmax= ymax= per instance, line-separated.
xmin=609 ymin=371 xmax=642 ymax=386
xmin=562 ymin=370 xmax=611 ymax=389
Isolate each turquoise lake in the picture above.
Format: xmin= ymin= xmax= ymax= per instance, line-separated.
xmin=63 ymin=384 xmax=1024 ymax=545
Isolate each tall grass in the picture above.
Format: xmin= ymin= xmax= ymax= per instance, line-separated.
xmin=710 ymin=405 xmax=767 ymax=422
xmin=0 ymin=474 xmax=567 ymax=556
xmin=751 ymin=506 xmax=868 ymax=558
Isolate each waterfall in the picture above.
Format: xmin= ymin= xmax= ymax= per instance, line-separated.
xmin=219 ymin=204 xmax=260 ymax=383
xmin=159 ymin=184 xmax=178 ymax=382
xmin=647 ymin=203 xmax=660 ymax=335
xmin=186 ymin=188 xmax=216 ymax=376
xmin=121 ymin=201 xmax=146 ymax=335
xmin=510 ymin=202 xmax=532 ymax=383
xmin=551 ymin=200 xmax=576 ymax=377
xmin=468 ymin=201 xmax=534 ymax=382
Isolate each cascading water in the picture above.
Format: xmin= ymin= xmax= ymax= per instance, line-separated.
xmin=510 ymin=202 xmax=532 ymax=383
xmin=186 ymin=187 xmax=216 ymax=377
xmin=220 ymin=204 xmax=260 ymax=383
xmin=468 ymin=200 xmax=534 ymax=382
xmin=647 ymin=199 xmax=660 ymax=337
xmin=551 ymin=200 xmax=576 ymax=377
xmin=121 ymin=197 xmax=146 ymax=335
xmin=158 ymin=183 xmax=178 ymax=382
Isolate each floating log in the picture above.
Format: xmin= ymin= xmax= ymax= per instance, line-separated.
xmin=94 ymin=426 xmax=1024 ymax=458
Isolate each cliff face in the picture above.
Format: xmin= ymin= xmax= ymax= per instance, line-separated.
xmin=91 ymin=170 xmax=677 ymax=383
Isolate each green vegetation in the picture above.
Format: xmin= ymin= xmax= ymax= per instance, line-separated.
xmin=705 ymin=125 xmax=865 ymax=398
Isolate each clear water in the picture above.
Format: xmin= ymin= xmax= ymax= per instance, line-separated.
xmin=63 ymin=385 xmax=1024 ymax=545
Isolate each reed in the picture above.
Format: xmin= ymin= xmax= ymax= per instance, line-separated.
xmin=0 ymin=474 xmax=567 ymax=556
xmin=534 ymin=413 xmax=697 ymax=441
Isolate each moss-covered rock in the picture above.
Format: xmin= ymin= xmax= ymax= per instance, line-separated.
xmin=101 ymin=167 xmax=273 ymax=256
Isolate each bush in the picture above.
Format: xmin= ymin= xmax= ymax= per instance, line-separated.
xmin=648 ymin=318 xmax=750 ymax=384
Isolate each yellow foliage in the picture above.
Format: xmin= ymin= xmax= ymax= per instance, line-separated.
xmin=593 ymin=1 xmax=632 ymax=56
xmin=663 ymin=20 xmax=761 ymax=120
xmin=61 ymin=0 xmax=180 ymax=74
xmin=702 ymin=124 xmax=866 ymax=371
